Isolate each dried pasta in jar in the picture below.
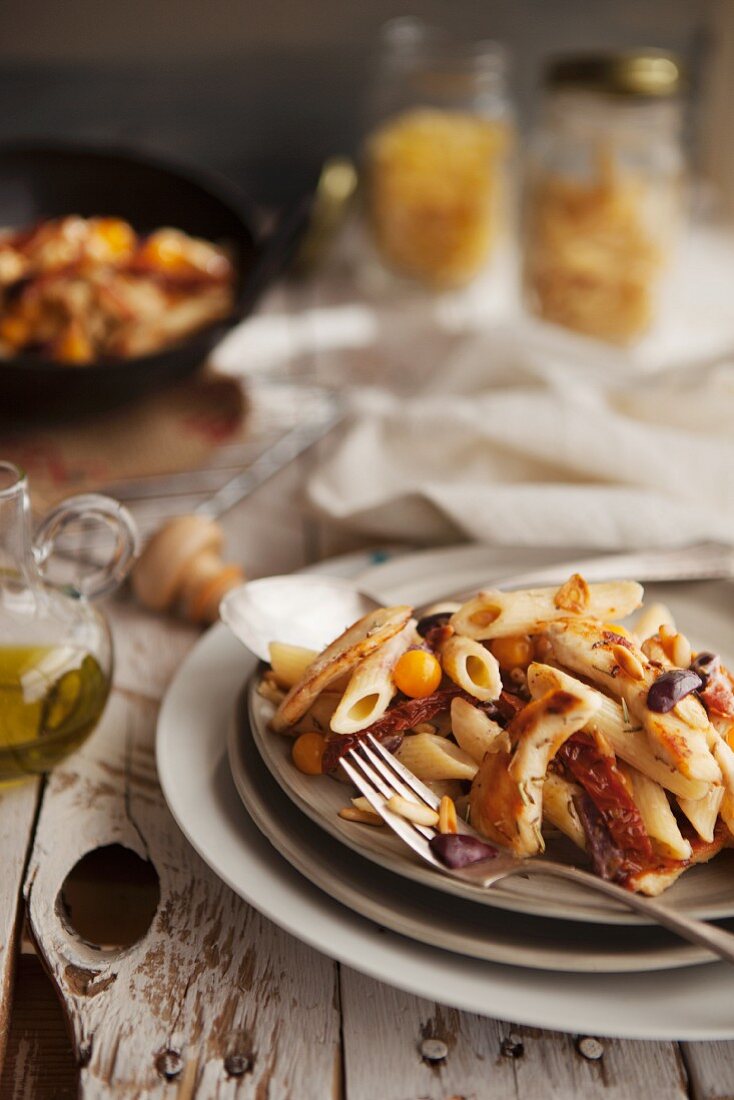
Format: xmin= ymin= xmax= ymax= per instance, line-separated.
xmin=523 ymin=50 xmax=685 ymax=345
xmin=523 ymin=150 xmax=668 ymax=344
xmin=365 ymin=108 xmax=509 ymax=287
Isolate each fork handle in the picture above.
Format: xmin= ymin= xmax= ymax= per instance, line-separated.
xmin=522 ymin=862 xmax=734 ymax=965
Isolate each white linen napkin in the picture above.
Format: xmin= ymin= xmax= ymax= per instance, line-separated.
xmin=213 ymin=222 xmax=734 ymax=551
xmin=307 ymin=348 xmax=734 ymax=550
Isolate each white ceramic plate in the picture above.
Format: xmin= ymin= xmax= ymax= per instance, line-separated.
xmin=249 ymin=545 xmax=734 ymax=925
xmin=156 ymin=606 xmax=734 ymax=1039
xmin=230 ymin=684 xmax=724 ymax=972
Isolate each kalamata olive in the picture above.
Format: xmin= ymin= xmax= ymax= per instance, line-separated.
xmin=647 ymin=668 xmax=703 ymax=713
xmin=429 ymin=833 xmax=497 ymax=869
xmin=690 ymin=652 xmax=719 ymax=687
xmin=416 ymin=611 xmax=452 ymax=638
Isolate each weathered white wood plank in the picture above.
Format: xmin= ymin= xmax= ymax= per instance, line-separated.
xmin=0 ymin=779 xmax=41 ymax=1077
xmin=340 ymin=969 xmax=513 ymax=1100
xmin=105 ymin=596 xmax=198 ymax=702
xmin=682 ymin=1041 xmax=734 ymax=1100
xmin=511 ymin=1026 xmax=688 ymax=1100
xmin=340 ymin=968 xmax=689 ymax=1100
xmin=24 ymin=686 xmax=341 ymax=1098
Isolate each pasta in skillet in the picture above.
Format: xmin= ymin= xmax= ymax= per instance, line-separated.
xmin=259 ymin=573 xmax=734 ymax=896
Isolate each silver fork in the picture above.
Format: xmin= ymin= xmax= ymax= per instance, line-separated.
xmin=341 ymin=734 xmax=734 ymax=966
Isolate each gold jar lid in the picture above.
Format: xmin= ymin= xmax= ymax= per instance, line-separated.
xmin=546 ymin=50 xmax=683 ymax=98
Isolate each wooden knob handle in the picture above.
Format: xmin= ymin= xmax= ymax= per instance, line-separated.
xmin=131 ymin=515 xmax=244 ymax=623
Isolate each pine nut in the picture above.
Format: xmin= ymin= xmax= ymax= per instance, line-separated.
xmin=611 ymin=644 xmax=644 ymax=681
xmin=672 ymin=632 xmax=692 ymax=669
xmin=554 ymin=572 xmax=590 ymax=613
xmin=338 ymin=806 xmax=384 ymax=826
xmin=413 ymin=722 xmax=436 ymax=735
xmin=438 ymin=795 xmax=458 ymax=834
xmin=351 ymin=796 xmax=374 ymax=813
xmin=386 ymin=794 xmax=439 ymax=827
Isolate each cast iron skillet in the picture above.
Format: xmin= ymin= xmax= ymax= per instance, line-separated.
xmin=0 ymin=142 xmax=308 ymax=421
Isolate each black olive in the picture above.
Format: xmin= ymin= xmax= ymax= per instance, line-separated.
xmin=647 ymin=668 xmax=704 ymax=713
xmin=416 ymin=611 xmax=452 ymax=638
xmin=429 ymin=833 xmax=497 ymax=868
xmin=690 ymin=652 xmax=719 ymax=687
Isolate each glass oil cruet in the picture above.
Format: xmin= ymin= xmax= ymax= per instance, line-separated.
xmin=0 ymin=461 xmax=138 ymax=783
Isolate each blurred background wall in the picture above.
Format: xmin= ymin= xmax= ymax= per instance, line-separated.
xmin=0 ymin=0 xmax=715 ymax=204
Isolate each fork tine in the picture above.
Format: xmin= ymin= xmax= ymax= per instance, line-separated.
xmin=347 ymin=749 xmax=435 ymax=840
xmin=365 ymin=734 xmax=441 ymax=810
xmin=358 ymin=740 xmax=438 ymax=812
xmin=365 ymin=733 xmax=484 ymax=839
xmin=341 ymin=755 xmax=441 ymax=864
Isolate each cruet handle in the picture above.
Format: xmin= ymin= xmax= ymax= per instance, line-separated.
xmin=33 ymin=493 xmax=139 ymax=600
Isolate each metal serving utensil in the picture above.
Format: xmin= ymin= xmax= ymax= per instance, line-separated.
xmin=341 ymin=734 xmax=734 ymax=965
xmin=221 ymin=540 xmax=734 ymax=660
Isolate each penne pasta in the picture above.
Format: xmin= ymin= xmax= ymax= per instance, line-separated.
xmin=620 ymin=764 xmax=692 ymax=861
xmin=678 ymin=786 xmax=724 ymax=843
xmin=330 ymin=623 xmax=415 ymax=735
xmin=272 ymin=604 xmax=412 ymax=731
xmin=262 ymin=569 xmax=734 ymax=897
xmin=450 ymin=696 xmax=509 ymax=763
xmin=290 ymin=691 xmax=342 ymax=736
xmin=268 ymin=642 xmax=319 ymax=689
xmin=633 ymin=602 xmax=675 ymax=642
xmin=542 ymin=772 xmax=586 ymax=851
xmin=527 ymin=663 xmax=709 ymax=800
xmin=547 ymin=619 xmax=721 ymax=786
xmin=395 ymin=732 xmax=478 ymax=782
xmin=450 ymin=578 xmax=643 ymax=641
xmin=423 ymin=778 xmax=465 ymax=802
xmin=440 ymin=635 xmax=501 ymax=702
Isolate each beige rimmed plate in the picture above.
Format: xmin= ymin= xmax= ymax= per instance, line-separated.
xmin=248 ymin=543 xmax=734 ymax=926
xmin=231 ymin=687 xmax=731 ymax=972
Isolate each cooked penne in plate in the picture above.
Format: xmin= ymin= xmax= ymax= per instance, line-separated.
xmin=259 ymin=570 xmax=734 ymax=897
xmin=440 ymin=635 xmax=501 ymax=702
xmin=449 ymin=579 xmax=643 ymax=640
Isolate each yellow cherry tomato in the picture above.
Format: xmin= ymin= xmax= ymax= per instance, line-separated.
xmin=291 ymin=731 xmax=326 ymax=775
xmin=489 ymin=634 xmax=534 ymax=672
xmin=393 ymin=649 xmax=442 ymax=699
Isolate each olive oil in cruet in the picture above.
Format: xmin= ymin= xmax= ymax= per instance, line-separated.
xmin=0 ymin=644 xmax=110 ymax=778
xmin=0 ymin=461 xmax=137 ymax=783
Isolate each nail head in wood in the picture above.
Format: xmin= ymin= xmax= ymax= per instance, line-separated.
xmin=420 ymin=1037 xmax=448 ymax=1062
xmin=500 ymin=1035 xmax=524 ymax=1058
xmin=224 ymin=1053 xmax=251 ymax=1076
xmin=576 ymin=1036 xmax=604 ymax=1061
xmin=155 ymin=1049 xmax=183 ymax=1078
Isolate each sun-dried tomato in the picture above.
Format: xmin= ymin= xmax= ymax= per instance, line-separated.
xmin=560 ymin=732 xmax=652 ymax=861
xmin=321 ymin=688 xmax=463 ymax=772
xmin=321 ymin=686 xmax=523 ymax=773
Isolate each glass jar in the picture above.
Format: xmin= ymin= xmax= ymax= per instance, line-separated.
xmin=363 ymin=17 xmax=513 ymax=289
xmin=0 ymin=461 xmax=137 ymax=782
xmin=523 ymin=51 xmax=685 ymax=344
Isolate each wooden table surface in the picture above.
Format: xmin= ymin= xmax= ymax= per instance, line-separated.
xmin=2 ymin=279 xmax=734 ymax=1098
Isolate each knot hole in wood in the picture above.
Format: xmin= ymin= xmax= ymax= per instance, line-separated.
xmin=57 ymin=843 xmax=160 ymax=952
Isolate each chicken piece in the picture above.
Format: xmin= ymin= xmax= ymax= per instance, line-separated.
xmin=469 ymin=684 xmax=601 ymax=857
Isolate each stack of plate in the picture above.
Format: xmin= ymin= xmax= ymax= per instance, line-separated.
xmin=157 ymin=545 xmax=734 ymax=1040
